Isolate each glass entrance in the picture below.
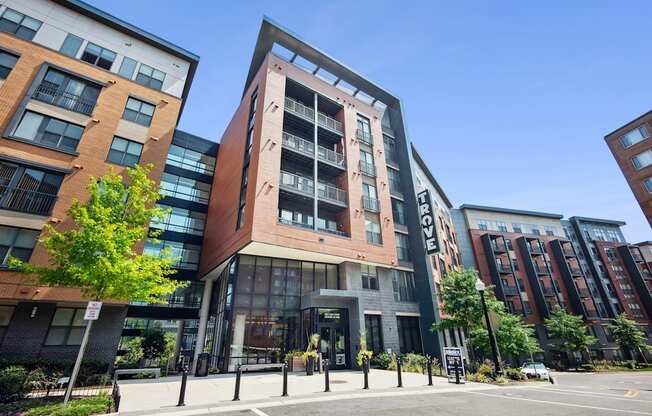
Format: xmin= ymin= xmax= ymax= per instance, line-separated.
xmin=315 ymin=308 xmax=348 ymax=369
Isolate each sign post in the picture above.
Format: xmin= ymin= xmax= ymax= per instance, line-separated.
xmin=443 ymin=347 xmax=466 ymax=384
xmin=417 ymin=190 xmax=440 ymax=254
xmin=63 ymin=301 xmax=102 ymax=406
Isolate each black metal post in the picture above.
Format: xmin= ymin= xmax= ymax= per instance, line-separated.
xmin=363 ymin=357 xmax=369 ymax=390
xmin=480 ymin=289 xmax=503 ymax=376
xmin=396 ymin=356 xmax=403 ymax=388
xmin=233 ymin=365 xmax=242 ymax=401
xmin=282 ymin=361 xmax=288 ymax=397
xmin=177 ymin=366 xmax=188 ymax=407
xmin=427 ymin=357 xmax=433 ymax=386
xmin=454 ymin=360 xmax=460 ymax=385
xmin=324 ymin=359 xmax=330 ymax=392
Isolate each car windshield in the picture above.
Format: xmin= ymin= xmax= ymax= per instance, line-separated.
xmin=526 ymin=363 xmax=545 ymax=369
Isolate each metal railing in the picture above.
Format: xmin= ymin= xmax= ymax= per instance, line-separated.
xmin=356 ymin=129 xmax=373 ymax=145
xmin=319 ymin=227 xmax=349 ymax=237
xmin=359 ymin=160 xmax=376 ymax=177
xmin=496 ymin=264 xmax=511 ymax=273
xmin=542 ymin=287 xmax=556 ymax=296
xmin=569 ymin=266 xmax=583 ymax=276
xmin=279 ymin=171 xmax=314 ymax=196
xmin=362 ymin=195 xmax=380 ymax=212
xmin=577 ymin=287 xmax=591 ymax=298
xmin=562 ymin=246 xmax=575 ymax=256
xmin=631 ymin=251 xmax=644 ymax=263
xmin=282 ymin=131 xmax=314 ymax=157
xmin=284 ymin=96 xmax=315 ymax=121
xmin=534 ymin=264 xmax=549 ymax=274
xmin=278 ymin=217 xmax=313 ymax=230
xmin=317 ymin=182 xmax=347 ymax=205
xmin=0 ymin=186 xmax=57 ymax=216
xmin=492 ymin=242 xmax=508 ymax=252
xmin=32 ymin=83 xmax=96 ymax=115
xmin=317 ymin=112 xmax=343 ymax=134
xmin=317 ymin=145 xmax=345 ymax=167
xmin=529 ymin=244 xmax=543 ymax=254
xmin=503 ymin=286 xmax=519 ymax=295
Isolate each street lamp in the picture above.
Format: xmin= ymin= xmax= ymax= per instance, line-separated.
xmin=475 ymin=278 xmax=503 ymax=376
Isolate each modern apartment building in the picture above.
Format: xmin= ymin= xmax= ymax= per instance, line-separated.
xmin=193 ymin=17 xmax=443 ymax=372
xmin=0 ymin=0 xmax=201 ymax=363
xmin=605 ymin=111 xmax=652 ymax=227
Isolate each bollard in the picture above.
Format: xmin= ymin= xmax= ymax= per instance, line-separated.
xmin=177 ymin=366 xmax=188 ymax=407
xmin=282 ymin=361 xmax=288 ymax=397
xmin=454 ymin=360 xmax=460 ymax=385
xmin=427 ymin=357 xmax=433 ymax=386
xmin=396 ymin=356 xmax=403 ymax=388
xmin=363 ymin=357 xmax=369 ymax=390
xmin=324 ymin=359 xmax=330 ymax=392
xmin=549 ymin=375 xmax=555 ymax=385
xmin=233 ymin=365 xmax=242 ymax=401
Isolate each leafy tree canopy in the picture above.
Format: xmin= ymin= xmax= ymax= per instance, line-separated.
xmin=470 ymin=312 xmax=541 ymax=358
xmin=544 ymin=305 xmax=596 ymax=353
xmin=608 ymin=313 xmax=651 ymax=355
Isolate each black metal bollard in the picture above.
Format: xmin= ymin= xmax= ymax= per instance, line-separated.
xmin=282 ymin=361 xmax=288 ymax=397
xmin=427 ymin=357 xmax=433 ymax=386
xmin=324 ymin=359 xmax=330 ymax=392
xmin=177 ymin=366 xmax=188 ymax=407
xmin=454 ymin=361 xmax=460 ymax=385
xmin=363 ymin=357 xmax=369 ymax=390
xmin=396 ymin=356 xmax=403 ymax=388
xmin=233 ymin=365 xmax=242 ymax=401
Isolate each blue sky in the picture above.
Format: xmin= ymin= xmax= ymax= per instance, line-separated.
xmin=92 ymin=0 xmax=652 ymax=242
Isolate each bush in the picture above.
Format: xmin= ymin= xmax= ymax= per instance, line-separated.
xmin=495 ymin=375 xmax=508 ymax=384
xmin=505 ymin=368 xmax=527 ymax=381
xmin=24 ymin=395 xmax=111 ymax=416
xmin=387 ymin=353 xmax=429 ymax=374
xmin=477 ymin=360 xmax=494 ymax=376
xmin=302 ymin=351 xmax=318 ymax=364
xmin=579 ymin=363 xmax=595 ymax=371
xmin=0 ymin=358 xmax=108 ymax=386
xmin=284 ymin=350 xmax=304 ymax=362
xmin=356 ymin=349 xmax=373 ymax=367
xmin=0 ymin=365 xmax=29 ymax=403
xmin=141 ymin=329 xmax=166 ymax=360
xmin=467 ymin=372 xmax=490 ymax=383
xmin=626 ymin=360 xmax=637 ymax=370
xmin=371 ymin=352 xmax=393 ymax=369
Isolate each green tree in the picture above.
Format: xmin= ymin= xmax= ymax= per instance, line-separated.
xmin=141 ymin=328 xmax=167 ymax=360
xmin=469 ymin=312 xmax=541 ymax=361
xmin=609 ymin=313 xmax=651 ymax=363
xmin=544 ymin=305 xmax=596 ymax=363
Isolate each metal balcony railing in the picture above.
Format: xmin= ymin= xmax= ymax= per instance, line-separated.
xmin=356 ymin=129 xmax=373 ymax=145
xmin=279 ymin=171 xmax=314 ymax=196
xmin=492 ymin=241 xmax=508 ymax=252
xmin=32 ymin=83 xmax=96 ymax=115
xmin=317 ymin=112 xmax=343 ymax=134
xmin=529 ymin=244 xmax=543 ymax=254
xmin=562 ymin=245 xmax=575 ymax=256
xmin=282 ymin=131 xmax=314 ymax=157
xmin=317 ymin=146 xmax=345 ymax=167
xmin=284 ymin=96 xmax=315 ymax=121
xmin=577 ymin=287 xmax=591 ymax=298
xmin=503 ymin=286 xmax=519 ymax=295
xmin=319 ymin=227 xmax=349 ymax=237
xmin=585 ymin=308 xmax=599 ymax=318
xmin=0 ymin=186 xmax=57 ymax=216
xmin=542 ymin=287 xmax=556 ymax=296
xmin=362 ymin=195 xmax=380 ymax=212
xmin=569 ymin=266 xmax=583 ymax=276
xmin=534 ymin=264 xmax=549 ymax=274
xmin=496 ymin=263 xmax=511 ymax=274
xmin=317 ymin=182 xmax=347 ymax=206
xmin=359 ymin=160 xmax=376 ymax=177
xmin=278 ymin=217 xmax=313 ymax=230
xmin=631 ymin=251 xmax=644 ymax=263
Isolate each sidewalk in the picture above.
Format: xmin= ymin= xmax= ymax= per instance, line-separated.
xmin=117 ymin=369 xmax=484 ymax=414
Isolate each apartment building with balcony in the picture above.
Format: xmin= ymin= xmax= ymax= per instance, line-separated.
xmin=605 ymin=110 xmax=652 ymax=227
xmin=195 ymin=17 xmax=442 ymax=372
xmin=0 ymin=0 xmax=200 ymax=363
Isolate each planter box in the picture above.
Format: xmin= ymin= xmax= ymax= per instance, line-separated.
xmin=290 ymin=356 xmax=305 ymax=372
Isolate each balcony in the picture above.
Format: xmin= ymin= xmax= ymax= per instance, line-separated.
xmin=32 ymin=83 xmax=96 ymax=115
xmin=317 ymin=146 xmax=345 ymax=169
xmin=0 ymin=186 xmax=57 ymax=216
xmin=584 ymin=308 xmax=599 ymax=319
xmin=278 ymin=217 xmax=313 ymax=230
xmin=282 ymin=131 xmax=314 ymax=158
xmin=569 ymin=266 xmax=583 ymax=276
xmin=631 ymin=251 xmax=644 ymax=263
xmin=319 ymin=227 xmax=349 ymax=237
xmin=317 ymin=112 xmax=343 ymax=135
xmin=542 ymin=287 xmax=556 ymax=297
xmin=356 ymin=129 xmax=373 ymax=145
xmin=317 ymin=182 xmax=347 ymax=207
xmin=528 ymin=244 xmax=543 ymax=255
xmin=503 ymin=286 xmax=519 ymax=296
xmin=492 ymin=241 xmax=508 ymax=253
xmin=362 ymin=195 xmax=380 ymax=212
xmin=284 ymin=96 xmax=315 ymax=122
xmin=562 ymin=245 xmax=576 ymax=257
xmin=534 ymin=264 xmax=549 ymax=275
xmin=496 ymin=263 xmax=512 ymax=274
xmin=279 ymin=171 xmax=314 ymax=197
xmin=577 ymin=287 xmax=592 ymax=298
xmin=359 ymin=160 xmax=376 ymax=177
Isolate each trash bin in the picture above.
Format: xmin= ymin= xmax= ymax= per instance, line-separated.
xmin=195 ymin=353 xmax=210 ymax=377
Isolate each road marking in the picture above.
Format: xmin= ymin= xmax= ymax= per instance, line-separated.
xmin=526 ymin=386 xmax=651 ymax=402
xmin=467 ymin=391 xmax=652 ymax=415
xmin=625 ymin=390 xmax=640 ymax=398
xmin=251 ymin=408 xmax=270 ymax=416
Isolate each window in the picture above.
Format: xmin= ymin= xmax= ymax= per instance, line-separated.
xmin=365 ymin=314 xmax=383 ymax=354
xmin=365 ymin=217 xmax=382 ymax=245
xmin=397 ymin=316 xmax=422 ymax=353
xmin=478 ymin=220 xmax=488 ymax=231
xmin=629 ymin=303 xmax=644 ymax=318
xmin=359 ymin=149 xmax=375 ymax=176
xmin=107 ymin=137 xmax=143 ymax=167
xmin=0 ymin=162 xmax=63 ymax=216
xmin=238 ymin=88 xmax=257 ymax=230
xmin=387 ymin=168 xmax=401 ymax=194
xmin=361 ymin=265 xmax=378 ymax=290
xmin=356 ymin=115 xmax=372 ymax=144
xmin=362 ymin=183 xmax=379 ymax=211
xmin=13 ymin=111 xmax=84 ymax=152
xmin=33 ymin=68 xmax=101 ymax=115
xmin=59 ymin=33 xmax=83 ymax=58
xmin=391 ymin=199 xmax=406 ymax=226
xmin=80 ymin=42 xmax=116 ymax=70
xmin=122 ymin=97 xmax=155 ymax=127
xmin=135 ymin=64 xmax=166 ymax=90
xmin=0 ymin=8 xmax=41 ymax=41
xmin=152 ymin=205 xmax=206 ymax=236
xmin=44 ymin=308 xmax=85 ymax=345
xmin=544 ymin=226 xmax=556 ymax=236
xmin=396 ymin=233 xmax=411 ymax=262
xmin=0 ymin=226 xmax=39 ymax=266
xmin=383 ymin=135 xmax=398 ymax=164
xmin=166 ymin=145 xmax=216 ymax=175
xmin=144 ymin=239 xmax=201 ymax=270
xmin=0 ymin=305 xmax=14 ymax=342
xmin=118 ymin=57 xmax=138 ymax=79
xmin=632 ymin=150 xmax=652 ymax=170
xmin=496 ymin=222 xmax=507 ymax=232
xmin=0 ymin=51 xmax=18 ymax=80
xmin=620 ymin=125 xmax=649 ymax=148
xmin=512 ymin=223 xmax=523 ymax=233
xmin=392 ymin=270 xmax=415 ymax=302
xmin=160 ymin=172 xmax=211 ymax=204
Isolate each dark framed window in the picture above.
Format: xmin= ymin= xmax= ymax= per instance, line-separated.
xmin=144 ymin=239 xmax=201 ymax=270
xmin=80 ymin=42 xmax=116 ymax=70
xmin=361 ymin=264 xmax=379 ymax=290
xmin=13 ymin=111 xmax=84 ymax=152
xmin=0 ymin=162 xmax=63 ymax=216
xmin=0 ymin=51 xmax=18 ymax=80
xmin=0 ymin=225 xmax=39 ymax=266
xmin=33 ymin=68 xmax=101 ymax=115
xmin=122 ymin=97 xmax=155 ymax=127
xmin=0 ymin=8 xmax=41 ymax=41
xmin=396 ymin=233 xmax=411 ymax=262
xmin=365 ymin=314 xmax=383 ymax=354
xmin=237 ymin=88 xmax=257 ymax=230
xmin=397 ymin=316 xmax=422 ymax=353
xmin=383 ymin=135 xmax=398 ymax=164
xmin=135 ymin=63 xmax=165 ymax=90
xmin=392 ymin=270 xmax=416 ymax=302
xmin=391 ymin=199 xmax=406 ymax=226
xmin=356 ymin=115 xmax=372 ymax=145
xmin=44 ymin=308 xmax=85 ymax=346
xmin=59 ymin=33 xmax=83 ymax=58
xmin=107 ymin=136 xmax=143 ymax=167
xmin=160 ymin=172 xmax=211 ymax=204
xmin=118 ymin=57 xmax=138 ymax=79
xmin=0 ymin=305 xmax=14 ymax=343
xmin=166 ymin=144 xmax=216 ymax=175
xmin=387 ymin=167 xmax=401 ymax=194
xmin=365 ymin=216 xmax=382 ymax=245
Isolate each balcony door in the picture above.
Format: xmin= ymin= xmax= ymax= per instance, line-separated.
xmin=0 ymin=161 xmax=63 ymax=216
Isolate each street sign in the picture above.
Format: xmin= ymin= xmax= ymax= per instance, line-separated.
xmin=443 ymin=347 xmax=466 ymax=384
xmin=83 ymin=301 xmax=102 ymax=320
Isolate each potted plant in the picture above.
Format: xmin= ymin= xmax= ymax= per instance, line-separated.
xmin=285 ymin=350 xmax=304 ymax=372
xmin=303 ymin=351 xmax=318 ymax=375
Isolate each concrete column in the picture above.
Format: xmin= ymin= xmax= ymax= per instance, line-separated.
xmin=191 ymin=279 xmax=214 ymax=374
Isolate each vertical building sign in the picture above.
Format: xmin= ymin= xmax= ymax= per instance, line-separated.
xmin=417 ymin=189 xmax=440 ymax=254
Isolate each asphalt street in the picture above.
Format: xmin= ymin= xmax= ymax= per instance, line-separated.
xmin=212 ymin=372 xmax=652 ymax=416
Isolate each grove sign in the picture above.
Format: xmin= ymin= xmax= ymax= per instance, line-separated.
xmin=417 ymin=189 xmax=440 ymax=254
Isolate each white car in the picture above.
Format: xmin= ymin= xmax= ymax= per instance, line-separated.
xmin=520 ymin=362 xmax=549 ymax=380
